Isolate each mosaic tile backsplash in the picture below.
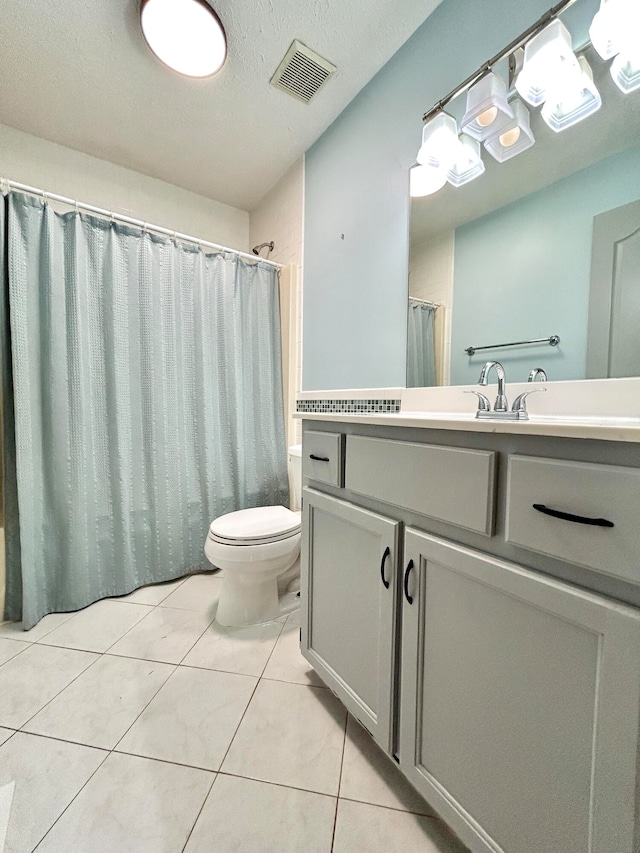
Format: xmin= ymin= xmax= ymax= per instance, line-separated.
xmin=296 ymin=398 xmax=401 ymax=414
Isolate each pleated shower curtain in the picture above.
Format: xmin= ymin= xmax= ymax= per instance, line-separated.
xmin=2 ymin=192 xmax=289 ymax=629
xmin=407 ymin=299 xmax=437 ymax=387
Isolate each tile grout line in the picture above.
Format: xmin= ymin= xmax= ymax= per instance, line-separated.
xmin=30 ymin=738 xmax=111 ymax=851
xmin=180 ymin=773 xmax=219 ymax=852
xmin=330 ymin=709 xmax=349 ymax=852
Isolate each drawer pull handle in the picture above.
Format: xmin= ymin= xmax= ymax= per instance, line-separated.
xmin=532 ymin=504 xmax=614 ymax=528
xmin=380 ymin=546 xmax=391 ymax=589
xmin=403 ymin=560 xmax=414 ymax=605
xmin=309 ymin=454 xmax=330 ymax=462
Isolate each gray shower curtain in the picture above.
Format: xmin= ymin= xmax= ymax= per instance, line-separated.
xmin=407 ymin=299 xmax=437 ymax=387
xmin=2 ymin=192 xmax=288 ymax=629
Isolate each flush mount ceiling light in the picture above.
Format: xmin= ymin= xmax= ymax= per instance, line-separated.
xmin=140 ymin=0 xmax=227 ymax=78
xmin=460 ymin=72 xmax=514 ymax=141
xmin=416 ymin=113 xmax=460 ymax=170
xmin=409 ymin=163 xmax=447 ymax=197
xmin=446 ymin=135 xmax=485 ymax=187
xmin=542 ymin=56 xmax=602 ymax=132
xmin=515 ymin=19 xmax=579 ymax=107
xmin=484 ymin=99 xmax=535 ymax=162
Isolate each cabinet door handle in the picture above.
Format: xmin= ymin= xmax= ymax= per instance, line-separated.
xmin=380 ymin=546 xmax=391 ymax=589
xmin=309 ymin=454 xmax=330 ymax=462
xmin=403 ymin=559 xmax=414 ymax=605
xmin=532 ymin=503 xmax=614 ymax=528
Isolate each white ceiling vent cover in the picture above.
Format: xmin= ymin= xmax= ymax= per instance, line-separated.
xmin=270 ymin=40 xmax=336 ymax=103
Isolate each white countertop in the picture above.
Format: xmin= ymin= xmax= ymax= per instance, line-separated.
xmin=293 ymin=411 xmax=640 ymax=443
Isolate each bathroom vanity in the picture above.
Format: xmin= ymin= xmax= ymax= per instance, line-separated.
xmin=297 ymin=407 xmax=640 ymax=853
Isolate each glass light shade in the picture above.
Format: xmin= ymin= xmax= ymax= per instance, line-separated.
xmin=611 ymin=51 xmax=640 ymax=93
xmin=515 ymin=19 xmax=579 ymax=106
xmin=484 ymin=99 xmax=535 ymax=163
xmin=409 ymin=163 xmax=447 ymax=197
xmin=461 ymin=72 xmax=514 ymax=141
xmin=589 ymin=0 xmax=640 ymax=60
xmin=446 ymin=135 xmax=485 ymax=187
xmin=141 ymin=0 xmax=227 ymax=78
xmin=416 ymin=113 xmax=459 ymax=170
xmin=541 ymin=56 xmax=602 ymax=132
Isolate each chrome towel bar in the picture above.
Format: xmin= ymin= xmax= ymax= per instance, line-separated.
xmin=465 ymin=335 xmax=560 ymax=357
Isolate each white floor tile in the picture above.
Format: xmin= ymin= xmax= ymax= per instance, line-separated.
xmin=0 ymin=612 xmax=74 ymax=643
xmin=262 ymin=611 xmax=324 ymax=687
xmin=185 ymin=774 xmax=335 ymax=853
xmin=221 ymin=680 xmax=346 ymax=795
xmin=0 ymin=644 xmax=98 ymax=729
xmin=0 ymin=638 xmax=29 ymax=667
xmin=117 ymin=666 xmax=257 ymax=771
xmin=0 ymin=728 xmax=14 ymax=747
xmin=332 ymin=799 xmax=469 ymax=853
xmin=38 ymin=600 xmax=152 ymax=653
xmin=340 ymin=715 xmax=433 ymax=815
xmin=24 ymin=655 xmax=174 ymax=749
xmin=0 ymin=732 xmax=105 ymax=853
xmin=108 ymin=607 xmax=213 ymax=664
xmin=182 ymin=618 xmax=284 ymax=676
xmin=114 ymin=577 xmax=187 ymax=606
xmin=159 ymin=572 xmax=222 ymax=615
xmin=35 ymin=752 xmax=212 ymax=853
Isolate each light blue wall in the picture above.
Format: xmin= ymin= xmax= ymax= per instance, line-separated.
xmin=303 ymin=0 xmax=599 ymax=390
xmin=450 ymin=143 xmax=640 ymax=385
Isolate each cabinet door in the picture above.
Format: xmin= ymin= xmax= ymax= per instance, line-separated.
xmin=400 ymin=530 xmax=640 ymax=853
xmin=301 ymin=487 xmax=400 ymax=751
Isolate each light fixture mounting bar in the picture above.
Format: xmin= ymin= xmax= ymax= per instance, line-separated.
xmin=422 ymin=0 xmax=581 ymax=123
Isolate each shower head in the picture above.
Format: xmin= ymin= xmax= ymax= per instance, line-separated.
xmin=252 ymin=241 xmax=275 ymax=257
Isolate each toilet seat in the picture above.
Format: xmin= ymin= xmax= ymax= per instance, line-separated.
xmin=208 ymin=505 xmax=301 ymax=547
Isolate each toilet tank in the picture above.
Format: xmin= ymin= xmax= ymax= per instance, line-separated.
xmin=288 ymin=445 xmax=302 ymax=510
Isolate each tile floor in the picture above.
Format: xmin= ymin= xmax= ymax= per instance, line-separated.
xmin=0 ymin=572 xmax=469 ymax=852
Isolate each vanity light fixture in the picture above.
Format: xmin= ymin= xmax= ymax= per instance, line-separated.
xmin=446 ymin=135 xmax=485 ymax=187
xmin=409 ymin=163 xmax=447 ymax=197
xmin=416 ymin=112 xmax=460 ymax=170
xmin=542 ymin=55 xmax=602 ymax=131
xmin=515 ymin=19 xmax=579 ymax=107
xmin=460 ymin=72 xmax=514 ymax=141
xmin=590 ymin=0 xmax=640 ymax=93
xmin=484 ymin=99 xmax=535 ymax=162
xmin=140 ymin=0 xmax=227 ymax=78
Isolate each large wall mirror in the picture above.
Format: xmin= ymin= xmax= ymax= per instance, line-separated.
xmin=408 ymin=37 xmax=640 ymax=388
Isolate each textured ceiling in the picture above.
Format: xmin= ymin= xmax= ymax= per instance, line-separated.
xmin=0 ymin=0 xmax=442 ymax=211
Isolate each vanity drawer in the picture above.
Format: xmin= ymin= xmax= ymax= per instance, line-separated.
xmin=506 ymin=455 xmax=640 ymax=585
xmin=345 ymin=435 xmax=496 ymax=535
xmin=303 ymin=431 xmax=345 ymax=487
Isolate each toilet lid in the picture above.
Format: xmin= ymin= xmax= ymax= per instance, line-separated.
xmin=209 ymin=505 xmax=301 ymax=545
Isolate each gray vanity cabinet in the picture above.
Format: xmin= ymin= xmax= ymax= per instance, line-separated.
xmin=399 ymin=529 xmax=640 ymax=853
xmin=301 ymin=487 xmax=400 ymax=751
xmin=300 ymin=424 xmax=640 ymax=853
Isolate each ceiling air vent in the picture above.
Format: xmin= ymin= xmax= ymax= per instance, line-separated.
xmin=270 ymin=40 xmax=336 ymax=103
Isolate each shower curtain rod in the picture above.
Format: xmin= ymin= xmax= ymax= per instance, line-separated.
xmin=409 ymin=296 xmax=442 ymax=308
xmin=1 ymin=178 xmax=283 ymax=270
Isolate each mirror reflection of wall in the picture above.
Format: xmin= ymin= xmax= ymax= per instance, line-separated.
xmin=408 ymin=232 xmax=453 ymax=386
xmin=408 ymin=13 xmax=640 ymax=387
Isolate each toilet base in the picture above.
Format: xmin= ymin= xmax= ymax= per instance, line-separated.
xmin=215 ymin=556 xmax=301 ymax=628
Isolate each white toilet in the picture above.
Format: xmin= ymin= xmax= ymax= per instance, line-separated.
xmin=204 ymin=445 xmax=303 ymax=627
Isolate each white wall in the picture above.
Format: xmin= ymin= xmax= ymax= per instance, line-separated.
xmin=409 ymin=231 xmax=454 ymax=385
xmin=250 ymin=159 xmax=304 ymax=446
xmin=0 ymin=123 xmax=249 ymax=249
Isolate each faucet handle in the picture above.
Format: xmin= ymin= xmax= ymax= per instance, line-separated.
xmin=464 ymin=390 xmax=491 ymax=412
xmin=511 ymin=388 xmax=546 ymax=413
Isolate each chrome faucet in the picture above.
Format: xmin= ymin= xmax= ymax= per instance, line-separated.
xmin=469 ymin=360 xmax=546 ymax=420
xmin=478 ymin=361 xmax=508 ymax=412
xmin=528 ymin=368 xmax=547 ymax=382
